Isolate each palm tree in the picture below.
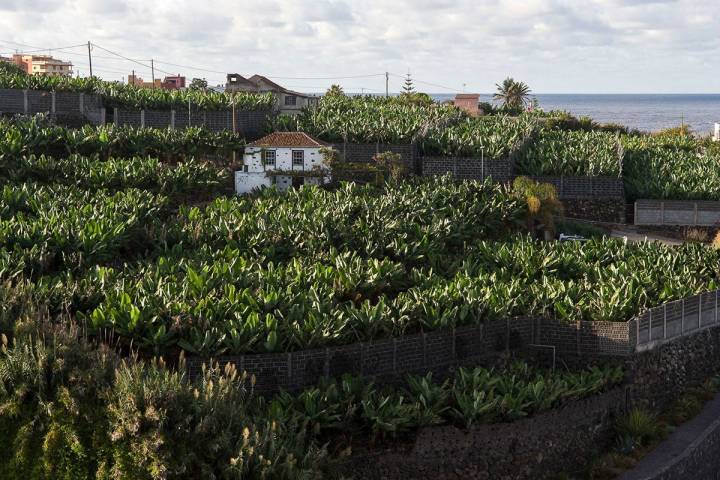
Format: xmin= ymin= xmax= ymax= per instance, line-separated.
xmin=325 ymin=84 xmax=345 ymax=97
xmin=493 ymin=77 xmax=532 ymax=110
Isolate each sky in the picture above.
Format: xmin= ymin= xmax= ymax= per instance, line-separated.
xmin=0 ymin=0 xmax=718 ymax=94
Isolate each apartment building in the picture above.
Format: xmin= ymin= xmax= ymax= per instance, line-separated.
xmin=13 ymin=54 xmax=73 ymax=76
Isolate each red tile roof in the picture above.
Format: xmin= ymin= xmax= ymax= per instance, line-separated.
xmin=247 ymin=132 xmax=327 ymax=148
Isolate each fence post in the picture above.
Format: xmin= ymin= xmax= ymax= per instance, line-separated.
xmin=700 ymin=295 xmax=703 ymax=328
xmin=681 ymin=299 xmax=685 ymax=335
xmin=660 ymin=202 xmax=665 ymax=225
xmin=23 ymin=89 xmax=28 ymax=114
xmin=170 ymin=110 xmax=175 ymax=129
xmin=51 ymin=92 xmax=56 ymax=114
xmin=481 ymin=156 xmax=485 ymax=180
xmin=634 ymin=202 xmax=638 ymax=225
xmin=99 ymin=108 xmax=106 ymax=126
xmin=694 ymin=203 xmax=699 ymax=226
xmin=140 ymin=110 xmax=145 ymax=128
xmin=79 ymin=93 xmax=84 ymax=114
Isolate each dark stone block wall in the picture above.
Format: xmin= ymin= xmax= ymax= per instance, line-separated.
xmin=113 ymin=108 xmax=269 ymax=140
xmin=421 ymin=156 xmax=514 ymax=183
xmin=185 ymin=316 xmax=633 ymax=394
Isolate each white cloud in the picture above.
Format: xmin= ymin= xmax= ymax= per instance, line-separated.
xmin=0 ymin=0 xmax=718 ymax=93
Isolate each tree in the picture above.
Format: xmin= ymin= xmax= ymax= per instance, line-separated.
xmin=189 ymin=78 xmax=209 ymax=91
xmin=325 ymin=84 xmax=345 ymax=97
xmin=493 ymin=77 xmax=532 ymax=110
xmin=401 ymin=73 xmax=415 ymax=95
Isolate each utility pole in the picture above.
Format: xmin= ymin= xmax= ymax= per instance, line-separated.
xmin=131 ymin=69 xmax=135 ymax=86
xmin=385 ymin=72 xmax=389 ymax=98
xmin=87 ymin=41 xmax=93 ymax=77
xmin=151 ymin=59 xmax=156 ymax=88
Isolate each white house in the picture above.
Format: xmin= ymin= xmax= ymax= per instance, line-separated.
xmin=235 ymin=132 xmax=332 ymax=194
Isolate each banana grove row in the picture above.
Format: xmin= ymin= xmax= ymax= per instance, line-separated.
xmin=0 ymin=116 xmax=245 ymax=162
xmin=623 ymin=135 xmax=720 ymax=200
xmin=0 ymin=65 xmax=274 ymax=110
xmin=296 ymin=95 xmax=537 ymax=159
xmin=10 ymin=234 xmax=718 ymax=355
xmin=517 ymin=129 xmax=623 ymax=177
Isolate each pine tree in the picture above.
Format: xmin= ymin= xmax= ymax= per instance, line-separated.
xmin=401 ymin=73 xmax=415 ymax=95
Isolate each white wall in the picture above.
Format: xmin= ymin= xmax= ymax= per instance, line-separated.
xmin=235 ymin=171 xmax=272 ymax=194
xmin=238 ymin=146 xmax=332 ymax=195
xmin=243 ymin=147 xmax=328 ymax=173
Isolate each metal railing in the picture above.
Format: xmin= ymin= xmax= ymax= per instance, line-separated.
xmin=635 ymin=290 xmax=720 ymax=350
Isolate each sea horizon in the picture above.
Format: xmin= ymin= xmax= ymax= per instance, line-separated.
xmin=326 ymin=92 xmax=720 ymax=134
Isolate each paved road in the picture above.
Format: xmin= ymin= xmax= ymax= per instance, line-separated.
xmin=617 ymin=392 xmax=720 ymax=480
xmin=609 ymin=229 xmax=684 ymax=246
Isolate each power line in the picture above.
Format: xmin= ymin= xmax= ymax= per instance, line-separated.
xmin=389 ymin=72 xmax=463 ymax=93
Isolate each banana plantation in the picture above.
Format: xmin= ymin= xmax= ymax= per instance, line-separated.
xmin=2 ymin=89 xmax=720 ymax=479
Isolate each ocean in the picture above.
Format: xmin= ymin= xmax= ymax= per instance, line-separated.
xmin=429 ymin=93 xmax=720 ymax=135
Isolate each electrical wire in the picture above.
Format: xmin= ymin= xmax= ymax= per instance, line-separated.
xmin=389 ymin=72 xmax=463 ymax=93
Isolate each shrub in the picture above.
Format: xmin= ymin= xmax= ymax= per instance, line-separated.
xmin=615 ymin=408 xmax=662 ymax=447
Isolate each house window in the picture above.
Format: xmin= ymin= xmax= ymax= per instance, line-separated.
xmin=292 ymin=150 xmax=304 ymax=167
xmin=284 ymin=95 xmax=297 ymax=106
xmin=263 ymin=150 xmax=276 ymax=168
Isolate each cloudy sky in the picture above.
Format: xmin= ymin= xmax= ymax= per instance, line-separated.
xmin=0 ymin=0 xmax=718 ymax=94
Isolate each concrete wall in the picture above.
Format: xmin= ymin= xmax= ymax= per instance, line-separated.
xmin=0 ymin=89 xmax=104 ymax=126
xmin=635 ymin=200 xmax=720 ymax=226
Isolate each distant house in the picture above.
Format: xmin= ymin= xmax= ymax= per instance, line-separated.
xmin=13 ymin=54 xmax=72 ymax=77
xmin=235 ymin=132 xmax=331 ymax=194
xmin=162 ymin=75 xmax=186 ymax=90
xmin=226 ymin=73 xmax=319 ymax=115
xmin=454 ymin=93 xmax=480 ymax=116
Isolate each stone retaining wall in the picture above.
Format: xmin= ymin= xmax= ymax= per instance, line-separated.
xmin=341 ymin=320 xmax=720 ymax=480
xmin=342 ymin=387 xmax=626 ymax=480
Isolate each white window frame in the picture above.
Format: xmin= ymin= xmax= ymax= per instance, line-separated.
xmin=263 ymin=149 xmax=276 ymax=168
xmin=292 ymin=150 xmax=304 ymax=168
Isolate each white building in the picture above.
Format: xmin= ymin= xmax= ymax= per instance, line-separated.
xmin=235 ymin=132 xmax=332 ymax=194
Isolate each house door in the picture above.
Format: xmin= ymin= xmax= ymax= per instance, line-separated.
xmin=292 ymin=176 xmax=305 ymax=189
